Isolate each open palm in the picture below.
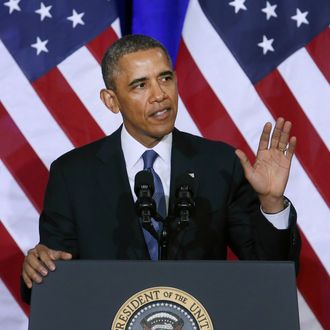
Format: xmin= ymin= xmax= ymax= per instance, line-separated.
xmin=235 ymin=118 xmax=296 ymax=212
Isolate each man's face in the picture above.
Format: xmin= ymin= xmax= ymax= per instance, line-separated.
xmin=106 ymin=48 xmax=178 ymax=147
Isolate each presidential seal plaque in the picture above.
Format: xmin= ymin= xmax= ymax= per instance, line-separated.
xmin=111 ymin=286 xmax=213 ymax=330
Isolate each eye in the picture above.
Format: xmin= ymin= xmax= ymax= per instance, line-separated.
xmin=160 ymin=75 xmax=173 ymax=82
xmin=134 ymin=82 xmax=146 ymax=89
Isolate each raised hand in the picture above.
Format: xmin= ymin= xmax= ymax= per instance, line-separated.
xmin=22 ymin=244 xmax=72 ymax=288
xmin=235 ymin=118 xmax=296 ymax=213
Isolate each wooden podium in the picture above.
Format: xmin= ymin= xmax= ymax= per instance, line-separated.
xmin=28 ymin=260 xmax=300 ymax=330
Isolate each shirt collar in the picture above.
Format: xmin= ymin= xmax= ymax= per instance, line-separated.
xmin=121 ymin=124 xmax=172 ymax=170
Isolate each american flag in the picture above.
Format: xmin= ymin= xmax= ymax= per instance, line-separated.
xmin=0 ymin=0 xmax=329 ymax=329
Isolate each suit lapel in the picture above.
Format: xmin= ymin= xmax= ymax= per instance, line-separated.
xmin=95 ymin=127 xmax=149 ymax=259
xmin=169 ymin=129 xmax=200 ymax=258
xmin=170 ymin=128 xmax=199 ymax=205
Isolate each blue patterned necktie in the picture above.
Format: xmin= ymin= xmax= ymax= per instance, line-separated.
xmin=142 ymin=150 xmax=166 ymax=260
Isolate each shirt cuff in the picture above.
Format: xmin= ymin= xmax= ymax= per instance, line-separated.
xmin=260 ymin=202 xmax=291 ymax=229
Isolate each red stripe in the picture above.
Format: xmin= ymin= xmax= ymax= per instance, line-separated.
xmin=306 ymin=28 xmax=330 ymax=84
xmin=255 ymin=70 xmax=330 ymax=209
xmin=33 ymin=68 xmax=106 ymax=148
xmin=176 ymin=41 xmax=255 ymax=161
xmin=0 ymin=102 xmax=48 ymax=212
xmin=86 ymin=26 xmax=119 ymax=64
xmin=297 ymin=231 xmax=330 ymax=330
xmin=176 ymin=42 xmax=330 ymax=328
xmin=0 ymin=222 xmax=29 ymax=315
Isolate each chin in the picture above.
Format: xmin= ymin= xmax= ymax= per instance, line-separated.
xmin=154 ymin=124 xmax=175 ymax=138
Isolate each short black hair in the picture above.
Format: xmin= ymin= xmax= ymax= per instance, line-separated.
xmin=101 ymin=34 xmax=172 ymax=90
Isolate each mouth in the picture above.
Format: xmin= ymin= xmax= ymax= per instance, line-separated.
xmin=150 ymin=107 xmax=171 ymax=119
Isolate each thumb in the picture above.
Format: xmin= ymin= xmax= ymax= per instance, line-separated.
xmin=235 ymin=149 xmax=252 ymax=178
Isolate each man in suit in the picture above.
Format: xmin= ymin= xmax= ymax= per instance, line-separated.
xmin=21 ymin=34 xmax=300 ymax=298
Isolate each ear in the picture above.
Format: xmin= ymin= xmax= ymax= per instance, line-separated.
xmin=100 ymin=89 xmax=120 ymax=114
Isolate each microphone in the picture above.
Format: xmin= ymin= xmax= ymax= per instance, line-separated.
xmin=134 ymin=170 xmax=156 ymax=224
xmin=174 ymin=173 xmax=195 ymax=227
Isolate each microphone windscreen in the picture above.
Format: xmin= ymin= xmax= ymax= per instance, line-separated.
xmin=134 ymin=170 xmax=154 ymax=196
xmin=175 ymin=173 xmax=194 ymax=196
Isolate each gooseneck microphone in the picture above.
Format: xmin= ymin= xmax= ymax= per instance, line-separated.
xmin=174 ymin=173 xmax=195 ymax=227
xmin=134 ymin=171 xmax=196 ymax=260
xmin=134 ymin=170 xmax=157 ymax=225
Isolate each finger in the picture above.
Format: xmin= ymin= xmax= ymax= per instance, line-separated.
xmin=235 ymin=149 xmax=253 ymax=179
xmin=278 ymin=121 xmax=292 ymax=151
xmin=43 ymin=249 xmax=72 ymax=270
xmin=270 ymin=117 xmax=285 ymax=149
xmin=26 ymin=253 xmax=49 ymax=276
xmin=22 ymin=271 xmax=33 ymax=289
xmin=23 ymin=263 xmax=44 ymax=284
xmin=37 ymin=247 xmax=57 ymax=271
xmin=257 ymin=122 xmax=272 ymax=154
xmin=51 ymin=250 xmax=73 ymax=261
xmin=286 ymin=136 xmax=297 ymax=161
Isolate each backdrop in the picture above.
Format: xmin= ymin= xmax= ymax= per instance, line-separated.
xmin=0 ymin=0 xmax=329 ymax=329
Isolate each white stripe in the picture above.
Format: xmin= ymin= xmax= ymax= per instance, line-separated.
xmin=58 ymin=46 xmax=122 ymax=135
xmin=298 ymin=291 xmax=323 ymax=330
xmin=0 ymin=280 xmax=28 ymax=330
xmin=183 ymin=0 xmax=266 ymax=153
xmin=176 ymin=96 xmax=201 ymax=136
xmin=0 ymin=42 xmax=74 ymax=169
xmin=183 ymin=0 xmax=330 ymax=273
xmin=286 ymin=156 xmax=330 ymax=274
xmin=0 ymin=160 xmax=39 ymax=254
xmin=111 ymin=18 xmax=121 ymax=38
xmin=278 ymin=47 xmax=330 ymax=150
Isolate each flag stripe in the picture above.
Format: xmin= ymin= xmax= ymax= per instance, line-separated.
xmin=0 ymin=159 xmax=39 ymax=255
xmin=32 ymin=68 xmax=106 ymax=148
xmin=86 ymin=28 xmax=119 ymax=65
xmin=176 ymin=41 xmax=255 ymax=161
xmin=255 ymin=70 xmax=330 ymax=208
xmin=284 ymin=155 xmax=330 ymax=274
xmin=297 ymin=292 xmax=323 ymax=330
xmin=58 ymin=46 xmax=122 ymax=136
xmin=0 ymin=103 xmax=48 ymax=212
xmin=278 ymin=47 xmax=330 ymax=149
xmin=305 ymin=28 xmax=330 ymax=84
xmin=0 ymin=221 xmax=28 ymax=315
xmin=0 ymin=280 xmax=28 ymax=330
xmin=298 ymin=230 xmax=330 ymax=330
xmin=86 ymin=26 xmax=119 ymax=64
xmin=0 ymin=41 xmax=73 ymax=168
xmin=182 ymin=0 xmax=277 ymax=152
xmin=176 ymin=97 xmax=201 ymax=136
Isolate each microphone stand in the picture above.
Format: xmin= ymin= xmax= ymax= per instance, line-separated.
xmin=158 ymin=216 xmax=170 ymax=260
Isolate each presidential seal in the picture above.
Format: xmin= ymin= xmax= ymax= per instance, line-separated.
xmin=111 ymin=286 xmax=213 ymax=330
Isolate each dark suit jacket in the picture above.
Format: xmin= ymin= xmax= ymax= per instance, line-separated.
xmin=21 ymin=127 xmax=300 ymax=303
xmin=38 ymin=127 xmax=300 ymax=261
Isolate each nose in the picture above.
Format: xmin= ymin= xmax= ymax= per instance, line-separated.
xmin=149 ymin=81 xmax=167 ymax=103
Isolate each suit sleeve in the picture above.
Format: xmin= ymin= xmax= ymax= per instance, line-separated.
xmin=38 ymin=159 xmax=79 ymax=257
xmin=21 ymin=159 xmax=79 ymax=304
xmin=226 ymin=155 xmax=301 ymax=269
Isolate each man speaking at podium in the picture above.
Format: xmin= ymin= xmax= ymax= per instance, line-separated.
xmin=21 ymin=34 xmax=300 ymax=302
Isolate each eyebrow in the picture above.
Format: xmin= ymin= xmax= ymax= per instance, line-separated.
xmin=159 ymin=70 xmax=174 ymax=77
xmin=128 ymin=70 xmax=174 ymax=87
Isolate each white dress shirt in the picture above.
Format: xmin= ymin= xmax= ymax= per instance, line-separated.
xmin=121 ymin=125 xmax=172 ymax=215
xmin=120 ymin=125 xmax=289 ymax=229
